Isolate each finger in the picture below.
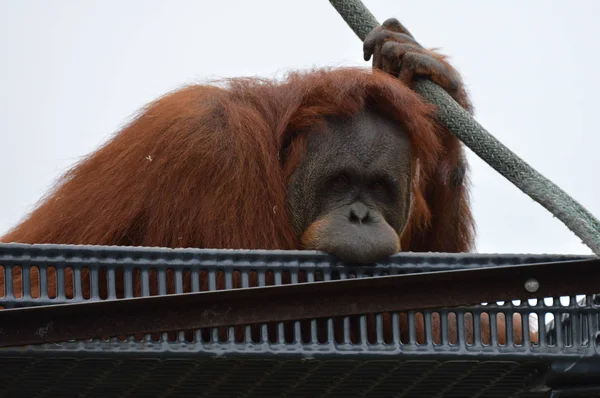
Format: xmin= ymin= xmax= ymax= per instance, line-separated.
xmin=379 ymin=41 xmax=427 ymax=75
xmin=399 ymin=52 xmax=460 ymax=94
xmin=382 ymin=18 xmax=416 ymax=39
xmin=372 ymin=42 xmax=384 ymax=70
xmin=380 ymin=49 xmax=399 ymax=76
xmin=380 ymin=41 xmax=427 ymax=61
xmin=363 ymin=26 xmax=384 ymax=61
xmin=363 ymin=30 xmax=422 ymax=61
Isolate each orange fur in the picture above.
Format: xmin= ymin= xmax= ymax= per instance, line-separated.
xmin=1 ymin=66 xmax=535 ymax=345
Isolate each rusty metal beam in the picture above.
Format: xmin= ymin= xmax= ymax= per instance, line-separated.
xmin=0 ymin=258 xmax=599 ymax=348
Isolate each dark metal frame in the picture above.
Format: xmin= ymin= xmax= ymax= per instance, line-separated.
xmin=2 ymin=243 xmax=600 ymax=397
xmin=1 ymin=255 xmax=600 ymax=348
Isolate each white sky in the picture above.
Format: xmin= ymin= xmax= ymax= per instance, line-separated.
xmin=1 ymin=0 xmax=599 ymax=256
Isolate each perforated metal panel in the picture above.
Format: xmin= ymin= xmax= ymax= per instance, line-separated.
xmin=1 ymin=243 xmax=599 ymax=397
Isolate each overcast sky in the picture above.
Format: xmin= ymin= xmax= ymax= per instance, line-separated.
xmin=1 ymin=0 xmax=598 ymax=256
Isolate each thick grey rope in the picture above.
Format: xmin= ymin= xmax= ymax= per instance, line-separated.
xmin=329 ymin=0 xmax=600 ymax=256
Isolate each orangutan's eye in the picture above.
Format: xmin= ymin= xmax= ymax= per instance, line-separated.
xmin=330 ymin=174 xmax=350 ymax=190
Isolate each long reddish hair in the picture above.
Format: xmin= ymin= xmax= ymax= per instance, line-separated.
xmin=0 ymin=67 xmax=512 ymax=346
xmin=2 ymin=67 xmax=474 ymax=253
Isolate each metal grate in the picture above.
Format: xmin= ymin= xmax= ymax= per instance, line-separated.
xmin=1 ymin=243 xmax=599 ymax=397
xmin=0 ymin=357 xmax=550 ymax=398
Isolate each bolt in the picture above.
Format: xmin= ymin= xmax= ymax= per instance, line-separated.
xmin=524 ymin=278 xmax=539 ymax=293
